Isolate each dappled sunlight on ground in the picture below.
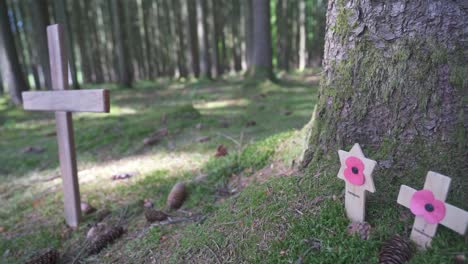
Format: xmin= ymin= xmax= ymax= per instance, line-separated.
xmin=0 ymin=73 xmax=319 ymax=262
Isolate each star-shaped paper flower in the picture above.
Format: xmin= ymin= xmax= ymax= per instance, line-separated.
xmin=338 ymin=143 xmax=376 ymax=192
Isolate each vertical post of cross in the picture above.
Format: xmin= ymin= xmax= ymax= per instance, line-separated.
xmin=47 ymin=24 xmax=81 ymax=227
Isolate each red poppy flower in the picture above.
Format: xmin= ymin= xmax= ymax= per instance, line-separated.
xmin=410 ymin=190 xmax=446 ymax=224
xmin=344 ymin=156 xmax=365 ymax=186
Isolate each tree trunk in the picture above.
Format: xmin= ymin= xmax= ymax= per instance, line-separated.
xmin=298 ymin=0 xmax=307 ymax=70
xmin=29 ymin=0 xmax=52 ymax=90
xmin=187 ymin=0 xmax=200 ymax=77
xmin=301 ymin=0 xmax=467 ymax=178
xmin=242 ymin=0 xmax=253 ymax=71
xmin=73 ymin=0 xmax=92 ymax=84
xmin=0 ymin=0 xmax=27 ymax=104
xmin=250 ymin=0 xmax=273 ymax=79
xmin=111 ymin=0 xmax=133 ymax=87
xmin=196 ymin=0 xmax=211 ymax=79
xmin=54 ymin=0 xmax=80 ymax=89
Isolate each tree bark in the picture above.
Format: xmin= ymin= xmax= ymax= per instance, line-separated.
xmin=111 ymin=0 xmax=133 ymax=87
xmin=0 ymin=0 xmax=28 ymax=104
xmin=54 ymin=0 xmax=80 ymax=89
xmin=243 ymin=0 xmax=253 ymax=71
xmin=250 ymin=0 xmax=273 ymax=79
xmin=301 ymin=0 xmax=467 ymax=177
xmin=187 ymin=0 xmax=200 ymax=77
xmin=196 ymin=0 xmax=211 ymax=79
xmin=298 ymin=0 xmax=307 ymax=70
xmin=29 ymin=0 xmax=52 ymax=90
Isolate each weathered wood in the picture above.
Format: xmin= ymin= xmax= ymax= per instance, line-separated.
xmin=337 ymin=143 xmax=376 ymax=222
xmin=47 ymin=24 xmax=81 ymax=227
xmin=23 ymin=89 xmax=110 ymax=113
xmin=397 ymin=171 xmax=468 ymax=249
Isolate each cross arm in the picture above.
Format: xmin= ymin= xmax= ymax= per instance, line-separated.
xmin=22 ymin=89 xmax=110 ymax=113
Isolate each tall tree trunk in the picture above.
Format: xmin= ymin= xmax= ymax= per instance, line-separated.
xmin=73 ymin=0 xmax=92 ymax=84
xmin=29 ymin=0 xmax=52 ymax=90
xmin=298 ymin=0 xmax=307 ymax=70
xmin=111 ymin=0 xmax=133 ymax=87
xmin=142 ymin=0 xmax=154 ymax=79
xmin=196 ymin=0 xmax=211 ymax=79
xmin=54 ymin=0 xmax=80 ymax=89
xmin=250 ymin=0 xmax=273 ymax=79
xmin=0 ymin=0 xmax=27 ymax=104
xmin=243 ymin=0 xmax=253 ymax=71
xmin=301 ymin=0 xmax=467 ymax=180
xmin=187 ymin=0 xmax=200 ymax=77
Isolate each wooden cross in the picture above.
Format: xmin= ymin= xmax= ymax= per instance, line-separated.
xmin=337 ymin=143 xmax=376 ymax=222
xmin=397 ymin=171 xmax=468 ymax=249
xmin=21 ymin=24 xmax=110 ymax=227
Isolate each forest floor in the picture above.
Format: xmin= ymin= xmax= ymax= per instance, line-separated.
xmin=0 ymin=71 xmax=465 ymax=263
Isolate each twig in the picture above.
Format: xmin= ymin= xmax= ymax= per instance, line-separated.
xmin=204 ymin=244 xmax=222 ymax=264
xmin=216 ymin=132 xmax=240 ymax=147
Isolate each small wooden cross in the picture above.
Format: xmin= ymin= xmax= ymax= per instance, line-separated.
xmin=22 ymin=24 xmax=110 ymax=227
xmin=397 ymin=171 xmax=468 ymax=249
xmin=337 ymin=143 xmax=377 ymax=222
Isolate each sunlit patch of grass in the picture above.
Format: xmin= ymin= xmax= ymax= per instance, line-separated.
xmin=0 ymin=73 xmax=318 ymax=263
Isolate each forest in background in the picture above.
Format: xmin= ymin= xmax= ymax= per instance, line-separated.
xmin=0 ymin=0 xmax=327 ymax=104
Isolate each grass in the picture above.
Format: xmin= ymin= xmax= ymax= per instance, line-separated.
xmin=0 ymin=71 xmax=466 ymax=263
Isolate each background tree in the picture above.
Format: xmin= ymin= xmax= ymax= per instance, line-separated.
xmin=301 ymin=0 xmax=466 ymax=179
xmin=111 ymin=0 xmax=133 ymax=87
xmin=250 ymin=0 xmax=273 ymax=79
xmin=0 ymin=0 xmax=28 ymax=104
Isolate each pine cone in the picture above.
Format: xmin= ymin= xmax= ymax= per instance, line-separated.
xmin=25 ymin=248 xmax=59 ymax=264
xmin=145 ymin=209 xmax=168 ymax=222
xmin=167 ymin=182 xmax=187 ymax=209
xmin=87 ymin=226 xmax=124 ymax=255
xmin=379 ymin=235 xmax=413 ymax=264
xmin=347 ymin=222 xmax=371 ymax=240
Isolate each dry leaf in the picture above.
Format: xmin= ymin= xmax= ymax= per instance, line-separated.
xmin=22 ymin=146 xmax=45 ymax=154
xmin=215 ymin=145 xmax=228 ymax=157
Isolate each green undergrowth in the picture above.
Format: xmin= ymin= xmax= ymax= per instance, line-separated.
xmin=0 ymin=73 xmax=317 ymax=263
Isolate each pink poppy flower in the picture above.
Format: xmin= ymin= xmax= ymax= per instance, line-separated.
xmin=410 ymin=190 xmax=446 ymax=224
xmin=344 ymin=156 xmax=365 ymax=186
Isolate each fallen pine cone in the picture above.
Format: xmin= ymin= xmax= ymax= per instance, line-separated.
xmin=87 ymin=226 xmax=124 ymax=255
xmin=25 ymin=248 xmax=59 ymax=264
xmin=347 ymin=222 xmax=371 ymax=240
xmin=86 ymin=222 xmax=108 ymax=240
xmin=81 ymin=202 xmax=96 ymax=215
xmin=143 ymin=128 xmax=168 ymax=146
xmin=379 ymin=235 xmax=413 ymax=264
xmin=145 ymin=209 xmax=168 ymax=222
xmin=167 ymin=182 xmax=187 ymax=210
xmin=215 ymin=145 xmax=228 ymax=157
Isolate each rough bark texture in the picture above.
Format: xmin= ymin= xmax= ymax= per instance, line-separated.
xmin=301 ymin=0 xmax=467 ymax=176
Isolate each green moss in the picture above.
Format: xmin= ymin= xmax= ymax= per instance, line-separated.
xmin=302 ymin=37 xmax=466 ymax=171
xmin=333 ymin=0 xmax=352 ymax=40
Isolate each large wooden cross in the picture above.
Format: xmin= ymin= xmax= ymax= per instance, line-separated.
xmin=337 ymin=143 xmax=377 ymax=223
xmin=397 ymin=171 xmax=468 ymax=249
xmin=22 ymin=24 xmax=110 ymax=227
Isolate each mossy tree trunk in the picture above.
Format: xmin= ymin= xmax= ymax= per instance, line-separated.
xmin=301 ymin=0 xmax=467 ymax=177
